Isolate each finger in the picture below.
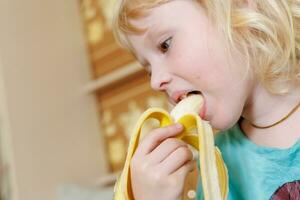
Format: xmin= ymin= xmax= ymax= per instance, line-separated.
xmin=135 ymin=123 xmax=183 ymax=156
xmin=166 ymin=160 xmax=196 ymax=190
xmin=159 ymin=146 xmax=193 ymax=175
xmin=172 ymin=160 xmax=197 ymax=177
xmin=189 ymin=145 xmax=199 ymax=161
xmin=147 ymin=138 xmax=188 ymax=164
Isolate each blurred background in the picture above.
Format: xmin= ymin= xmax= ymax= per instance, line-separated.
xmin=0 ymin=0 xmax=170 ymax=200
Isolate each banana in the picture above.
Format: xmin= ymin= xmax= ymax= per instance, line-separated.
xmin=113 ymin=94 xmax=228 ymax=200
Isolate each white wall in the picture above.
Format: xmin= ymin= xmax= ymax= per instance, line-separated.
xmin=0 ymin=0 xmax=108 ymax=200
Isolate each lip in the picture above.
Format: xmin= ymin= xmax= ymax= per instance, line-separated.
xmin=170 ymin=90 xmax=190 ymax=104
xmin=170 ymin=90 xmax=207 ymax=120
xmin=199 ymin=100 xmax=206 ymax=120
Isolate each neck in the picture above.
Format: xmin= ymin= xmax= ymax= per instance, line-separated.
xmin=241 ymin=83 xmax=300 ymax=148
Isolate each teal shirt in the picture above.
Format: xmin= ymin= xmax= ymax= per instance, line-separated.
xmin=196 ymin=123 xmax=300 ymax=200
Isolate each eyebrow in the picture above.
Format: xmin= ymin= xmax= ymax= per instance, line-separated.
xmin=145 ymin=23 xmax=166 ymax=42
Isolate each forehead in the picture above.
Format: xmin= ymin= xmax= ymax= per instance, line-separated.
xmin=127 ymin=0 xmax=204 ymax=44
xmin=129 ymin=0 xmax=201 ymax=29
xmin=125 ymin=0 xmax=209 ymax=64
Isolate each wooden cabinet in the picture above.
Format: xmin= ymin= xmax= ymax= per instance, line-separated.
xmin=79 ymin=0 xmax=199 ymax=199
xmin=79 ymin=0 xmax=170 ymax=173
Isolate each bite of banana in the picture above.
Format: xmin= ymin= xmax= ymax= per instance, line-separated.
xmin=114 ymin=93 xmax=228 ymax=200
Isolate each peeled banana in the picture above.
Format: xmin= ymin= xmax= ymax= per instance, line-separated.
xmin=114 ymin=94 xmax=228 ymax=200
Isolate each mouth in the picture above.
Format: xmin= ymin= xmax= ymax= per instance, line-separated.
xmin=172 ymin=90 xmax=207 ymax=120
xmin=174 ymin=90 xmax=202 ymax=104
xmin=188 ymin=90 xmax=206 ymax=120
xmin=186 ymin=90 xmax=202 ymax=97
xmin=187 ymin=91 xmax=206 ymax=119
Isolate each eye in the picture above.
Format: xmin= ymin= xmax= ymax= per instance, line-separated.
xmin=158 ymin=37 xmax=172 ymax=53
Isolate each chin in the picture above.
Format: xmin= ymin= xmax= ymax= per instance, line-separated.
xmin=209 ymin=117 xmax=238 ymax=131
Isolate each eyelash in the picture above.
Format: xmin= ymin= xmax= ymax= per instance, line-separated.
xmin=158 ymin=37 xmax=172 ymax=54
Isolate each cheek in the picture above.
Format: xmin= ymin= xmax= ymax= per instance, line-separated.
xmin=172 ymin=53 xmax=231 ymax=93
xmin=170 ymin=48 xmax=249 ymax=130
xmin=170 ymin=36 xmax=227 ymax=88
xmin=169 ymin=30 xmax=248 ymax=90
xmin=169 ymin=47 xmax=213 ymax=85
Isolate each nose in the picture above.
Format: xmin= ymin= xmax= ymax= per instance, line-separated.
xmin=150 ymin=66 xmax=172 ymax=91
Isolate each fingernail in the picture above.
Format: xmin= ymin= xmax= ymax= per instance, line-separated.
xmin=175 ymin=123 xmax=183 ymax=130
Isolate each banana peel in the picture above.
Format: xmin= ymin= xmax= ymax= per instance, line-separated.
xmin=114 ymin=96 xmax=228 ymax=200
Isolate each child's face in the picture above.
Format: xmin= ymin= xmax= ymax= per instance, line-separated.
xmin=127 ymin=0 xmax=254 ymax=130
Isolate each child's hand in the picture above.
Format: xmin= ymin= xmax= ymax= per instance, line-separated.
xmin=130 ymin=123 xmax=196 ymax=200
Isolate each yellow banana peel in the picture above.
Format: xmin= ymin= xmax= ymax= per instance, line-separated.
xmin=114 ymin=95 xmax=228 ymax=200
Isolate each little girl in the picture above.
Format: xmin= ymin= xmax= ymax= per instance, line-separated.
xmin=112 ymin=0 xmax=300 ymax=199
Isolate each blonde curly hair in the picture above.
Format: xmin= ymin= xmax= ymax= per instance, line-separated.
xmin=112 ymin=0 xmax=300 ymax=94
